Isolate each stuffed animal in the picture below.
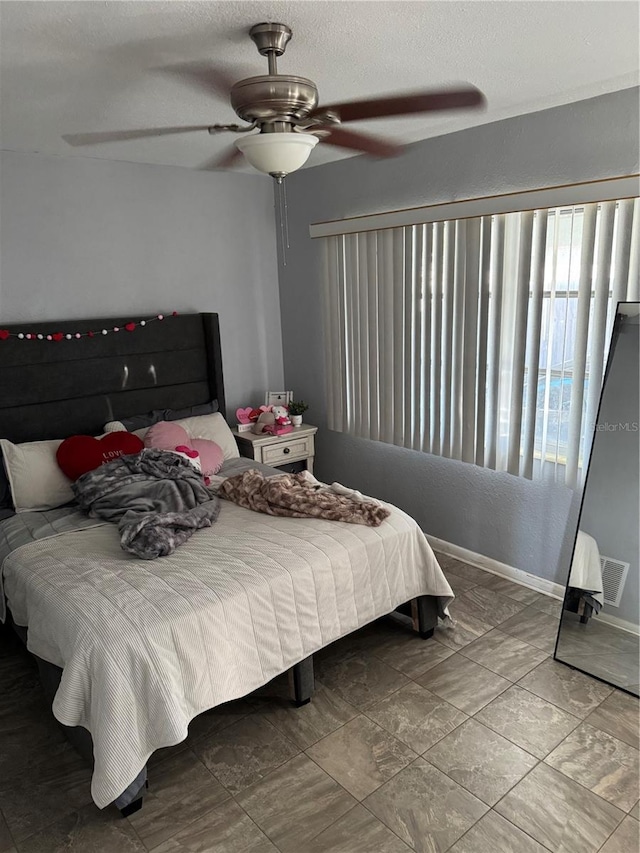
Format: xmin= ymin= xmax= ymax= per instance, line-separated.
xmin=271 ymin=405 xmax=292 ymax=427
xmin=252 ymin=411 xmax=276 ymax=434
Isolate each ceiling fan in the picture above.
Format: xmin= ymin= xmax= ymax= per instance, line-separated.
xmin=64 ymin=22 xmax=486 ymax=182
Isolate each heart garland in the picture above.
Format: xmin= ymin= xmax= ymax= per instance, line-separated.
xmin=0 ymin=312 xmax=178 ymax=342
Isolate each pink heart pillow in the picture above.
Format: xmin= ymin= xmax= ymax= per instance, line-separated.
xmin=145 ymin=422 xmax=224 ymax=478
xmin=190 ymin=439 xmax=224 ymax=478
xmin=144 ymin=421 xmax=187 ymax=451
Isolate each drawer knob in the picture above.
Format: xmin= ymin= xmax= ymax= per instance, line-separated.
xmin=283 ymin=447 xmax=291 ymax=454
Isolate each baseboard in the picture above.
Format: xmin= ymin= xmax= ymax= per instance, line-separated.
xmin=429 ymin=536 xmax=640 ymax=636
xmin=427 ymin=535 xmax=566 ymax=600
xmin=596 ymin=612 xmax=640 ymax=637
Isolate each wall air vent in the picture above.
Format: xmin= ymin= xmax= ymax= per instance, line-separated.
xmin=599 ymin=556 xmax=630 ymax=607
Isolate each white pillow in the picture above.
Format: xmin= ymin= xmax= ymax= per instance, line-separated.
xmin=0 ymin=437 xmax=73 ymax=512
xmin=104 ymin=412 xmax=239 ymax=461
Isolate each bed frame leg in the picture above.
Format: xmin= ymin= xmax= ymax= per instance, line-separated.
xmin=120 ymin=797 xmax=143 ymax=818
xmin=413 ymin=595 xmax=438 ymax=639
xmin=290 ymin=655 xmax=314 ymax=707
xmin=580 ymin=602 xmax=593 ymax=624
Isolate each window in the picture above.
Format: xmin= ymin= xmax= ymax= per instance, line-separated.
xmin=318 ymin=182 xmax=639 ymax=488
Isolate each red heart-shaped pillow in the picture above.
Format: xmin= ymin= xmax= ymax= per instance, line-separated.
xmin=57 ymin=432 xmax=144 ymax=481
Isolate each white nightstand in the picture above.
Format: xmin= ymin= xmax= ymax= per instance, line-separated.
xmin=232 ymin=424 xmax=318 ymax=474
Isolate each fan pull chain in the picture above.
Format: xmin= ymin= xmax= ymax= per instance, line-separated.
xmin=276 ymin=178 xmax=290 ymax=266
xmin=282 ymin=178 xmax=290 ymax=250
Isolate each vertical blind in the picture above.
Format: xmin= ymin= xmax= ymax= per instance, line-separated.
xmin=322 ymin=196 xmax=639 ymax=487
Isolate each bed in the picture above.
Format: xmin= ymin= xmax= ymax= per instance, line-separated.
xmin=0 ymin=312 xmax=453 ymax=815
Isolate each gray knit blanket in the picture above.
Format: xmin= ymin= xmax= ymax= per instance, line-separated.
xmin=72 ymin=449 xmax=220 ymax=559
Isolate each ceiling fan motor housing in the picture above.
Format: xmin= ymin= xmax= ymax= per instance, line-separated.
xmin=249 ymin=22 xmax=292 ymax=57
xmin=230 ymin=75 xmax=319 ymax=125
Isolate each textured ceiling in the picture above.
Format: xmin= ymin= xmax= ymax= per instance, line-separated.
xmin=0 ymin=1 xmax=638 ymax=173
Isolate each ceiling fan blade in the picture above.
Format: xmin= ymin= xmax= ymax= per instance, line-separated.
xmin=312 ymin=86 xmax=485 ymax=123
xmin=156 ymin=61 xmax=250 ymax=100
xmin=198 ymin=146 xmax=243 ymax=171
xmin=63 ymin=126 xmax=212 ymax=147
xmin=319 ymin=127 xmax=402 ymax=158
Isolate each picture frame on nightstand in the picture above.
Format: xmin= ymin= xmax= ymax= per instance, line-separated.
xmin=265 ymin=391 xmax=293 ymax=407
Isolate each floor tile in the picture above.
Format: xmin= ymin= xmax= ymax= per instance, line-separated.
xmin=314 ymin=623 xmax=390 ymax=663
xmin=495 ymin=762 xmax=624 ymax=853
xmin=557 ymin=652 xmax=640 ymax=691
xmin=304 ymin=803 xmax=412 ymax=852
xmin=424 ymin=719 xmax=538 ymax=806
xmin=0 ymin=743 xmax=93 ymax=842
xmin=363 ymin=758 xmax=488 ymax=853
xmin=498 ymin=606 xmax=560 ymax=654
xmin=631 ymin=801 xmax=639 ymax=820
xmin=127 ymin=748 xmax=229 ymax=849
xmin=439 ymin=557 xmax=492 ymax=586
xmin=247 ymin=677 xmax=358 ymax=749
xmin=529 ymin=596 xmax=564 ymax=618
xmin=236 ymin=754 xmax=356 ymax=853
xmin=191 ymin=714 xmax=299 ymax=795
xmin=151 ymin=799 xmax=279 ymax=853
xmin=0 ymin=697 xmax=76 ymax=780
xmin=600 ymin=816 xmax=640 ymax=853
xmin=366 ymin=682 xmax=468 ymax=754
xmin=556 ymin=617 xmax=640 ymax=658
xmin=553 ymin=633 xmax=640 ymax=689
xmin=518 ymin=659 xmax=614 ymax=718
xmin=417 ymin=654 xmax=510 ymax=715
xmin=544 ymin=722 xmax=639 ymax=811
xmin=315 ymin=651 xmax=409 ymax=710
xmin=460 ymin=629 xmax=548 ymax=681
xmin=480 ymin=574 xmax=547 ymax=606
xmin=585 ymin=690 xmax=639 ymax=750
xmin=475 ymin=685 xmax=580 ymax=758
xmin=306 ymin=715 xmax=417 ymax=800
xmin=0 ymin=812 xmax=15 ymax=853
xmin=373 ymin=630 xmax=456 ymax=679
xmin=186 ymin=699 xmax=254 ymax=743
xmin=439 ymin=571 xmax=479 ymax=596
xmin=448 ymin=809 xmax=549 ymax=853
xmin=433 ymin=598 xmax=494 ymax=651
xmin=455 ymin=586 xmax=528 ymax=628
xmin=146 ymin=742 xmax=190 ymax=770
xmin=17 ymin=804 xmax=145 ymax=853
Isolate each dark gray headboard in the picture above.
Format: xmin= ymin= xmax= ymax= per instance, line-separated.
xmin=0 ymin=313 xmax=225 ymax=443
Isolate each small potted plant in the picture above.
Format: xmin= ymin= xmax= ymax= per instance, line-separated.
xmin=288 ymin=400 xmax=309 ymax=427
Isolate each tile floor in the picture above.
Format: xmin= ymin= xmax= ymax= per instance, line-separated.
xmin=556 ymin=613 xmax=640 ymax=694
xmin=1 ymin=554 xmax=638 ymax=852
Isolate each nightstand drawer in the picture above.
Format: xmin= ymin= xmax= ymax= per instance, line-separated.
xmin=262 ymin=436 xmax=313 ymax=466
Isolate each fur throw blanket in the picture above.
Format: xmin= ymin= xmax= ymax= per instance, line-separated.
xmin=218 ymin=469 xmax=390 ymax=527
xmin=73 ymin=449 xmax=219 ymax=559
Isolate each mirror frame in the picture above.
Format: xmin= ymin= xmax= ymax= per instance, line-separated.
xmin=553 ymin=302 xmax=639 ymax=697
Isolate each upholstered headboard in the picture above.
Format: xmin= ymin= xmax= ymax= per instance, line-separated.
xmin=0 ymin=313 xmax=225 ymax=443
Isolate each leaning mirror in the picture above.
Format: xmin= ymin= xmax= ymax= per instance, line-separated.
xmin=555 ymin=302 xmax=640 ymax=696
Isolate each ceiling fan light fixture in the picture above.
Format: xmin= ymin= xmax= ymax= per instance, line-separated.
xmin=235 ymin=132 xmax=319 ymax=179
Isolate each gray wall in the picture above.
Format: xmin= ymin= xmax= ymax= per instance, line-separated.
xmin=0 ymin=150 xmax=283 ymax=414
xmin=277 ymin=87 xmax=640 ymax=583
xmin=580 ymin=322 xmax=639 ymax=625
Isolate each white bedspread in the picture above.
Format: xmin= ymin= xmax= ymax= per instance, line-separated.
xmin=569 ymin=530 xmax=604 ymax=605
xmin=2 ymin=499 xmax=452 ymax=808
